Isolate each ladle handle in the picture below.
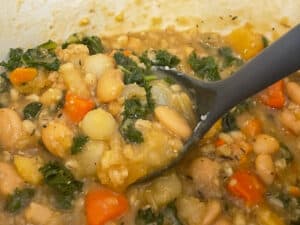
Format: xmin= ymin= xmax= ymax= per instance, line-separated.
xmin=213 ymin=24 xmax=300 ymax=116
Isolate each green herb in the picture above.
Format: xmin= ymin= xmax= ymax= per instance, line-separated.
xmin=5 ymin=188 xmax=35 ymax=213
xmin=38 ymin=40 xmax=57 ymax=51
xmin=123 ymin=98 xmax=147 ymax=119
xmin=136 ymin=207 xmax=164 ymax=225
xmin=140 ymin=50 xmax=180 ymax=68
xmin=218 ymin=47 xmax=243 ymax=67
xmin=279 ymin=143 xmax=293 ymax=163
xmin=23 ymin=102 xmax=43 ymax=120
xmin=39 ymin=161 xmax=83 ymax=209
xmin=0 ymin=48 xmax=24 ymax=71
xmin=188 ymin=52 xmax=220 ymax=81
xmin=0 ymin=44 xmax=60 ymax=71
xmin=136 ymin=202 xmax=183 ymax=225
xmin=0 ymin=72 xmax=10 ymax=93
xmin=71 ymin=135 xmax=89 ymax=154
xmin=62 ymin=33 xmax=104 ymax=55
xmin=120 ymin=119 xmax=144 ymax=144
xmin=262 ymin=36 xmax=269 ymax=48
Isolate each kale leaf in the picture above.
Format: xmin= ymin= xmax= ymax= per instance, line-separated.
xmin=279 ymin=143 xmax=294 ymax=163
xmin=39 ymin=161 xmax=83 ymax=209
xmin=140 ymin=50 xmax=180 ymax=68
xmin=262 ymin=36 xmax=269 ymax=48
xmin=135 ymin=202 xmax=183 ymax=225
xmin=23 ymin=102 xmax=43 ymax=120
xmin=123 ymin=98 xmax=147 ymax=120
xmin=62 ymin=33 xmax=104 ymax=55
xmin=0 ymin=72 xmax=11 ymax=93
xmin=218 ymin=47 xmax=243 ymax=67
xmin=5 ymin=188 xmax=35 ymax=213
xmin=71 ymin=135 xmax=89 ymax=155
xmin=188 ymin=52 xmax=220 ymax=81
xmin=120 ymin=119 xmax=144 ymax=144
xmin=0 ymin=41 xmax=60 ymax=71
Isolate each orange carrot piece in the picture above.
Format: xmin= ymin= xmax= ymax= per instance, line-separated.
xmin=288 ymin=186 xmax=300 ymax=198
xmin=215 ymin=138 xmax=225 ymax=147
xmin=63 ymin=92 xmax=95 ymax=123
xmin=85 ymin=189 xmax=129 ymax=225
xmin=242 ymin=118 xmax=262 ymax=137
xmin=123 ymin=50 xmax=132 ymax=56
xmin=227 ymin=170 xmax=265 ymax=205
xmin=259 ymin=80 xmax=285 ymax=109
xmin=9 ymin=67 xmax=38 ymax=85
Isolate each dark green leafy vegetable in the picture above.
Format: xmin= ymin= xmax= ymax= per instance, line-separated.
xmin=0 ymin=72 xmax=10 ymax=93
xmin=262 ymin=36 xmax=269 ymax=48
xmin=120 ymin=119 xmax=144 ymax=144
xmin=39 ymin=161 xmax=83 ymax=209
xmin=62 ymin=33 xmax=104 ymax=55
xmin=38 ymin=40 xmax=58 ymax=52
xmin=140 ymin=50 xmax=180 ymax=68
xmin=0 ymin=48 xmax=24 ymax=71
xmin=218 ymin=47 xmax=243 ymax=67
xmin=0 ymin=44 xmax=60 ymax=71
xmin=136 ymin=207 xmax=164 ymax=225
xmin=123 ymin=98 xmax=147 ymax=119
xmin=136 ymin=202 xmax=183 ymax=225
xmin=71 ymin=135 xmax=89 ymax=154
xmin=188 ymin=52 xmax=220 ymax=81
xmin=23 ymin=102 xmax=43 ymax=120
xmin=5 ymin=188 xmax=35 ymax=213
xmin=279 ymin=143 xmax=293 ymax=163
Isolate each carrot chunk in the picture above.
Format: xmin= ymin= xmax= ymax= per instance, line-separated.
xmin=227 ymin=170 xmax=265 ymax=205
xmin=10 ymin=67 xmax=37 ymax=85
xmin=85 ymin=188 xmax=129 ymax=225
xmin=259 ymin=80 xmax=285 ymax=109
xmin=63 ymin=92 xmax=95 ymax=123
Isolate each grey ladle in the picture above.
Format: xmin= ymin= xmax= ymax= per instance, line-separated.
xmin=137 ymin=24 xmax=300 ymax=183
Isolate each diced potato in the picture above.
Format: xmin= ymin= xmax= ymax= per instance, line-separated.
xmin=0 ymin=162 xmax=23 ymax=195
xmin=83 ymin=54 xmax=115 ymax=78
xmin=226 ymin=24 xmax=264 ymax=60
xmin=176 ymin=196 xmax=206 ymax=225
xmin=144 ymin=173 xmax=182 ymax=208
xmin=256 ymin=206 xmax=285 ymax=225
xmin=41 ymin=121 xmax=73 ymax=158
xmin=25 ymin=202 xmax=55 ymax=225
xmin=72 ymin=140 xmax=108 ymax=177
xmin=80 ymin=108 xmax=116 ymax=140
xmin=14 ymin=155 xmax=43 ymax=185
xmin=40 ymin=88 xmax=63 ymax=106
xmin=59 ymin=63 xmax=90 ymax=98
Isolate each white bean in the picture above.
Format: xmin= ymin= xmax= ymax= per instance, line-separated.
xmin=40 ymin=88 xmax=63 ymax=106
xmin=84 ymin=54 xmax=115 ymax=78
xmin=97 ymin=69 xmax=124 ymax=103
xmin=202 ymin=200 xmax=222 ymax=225
xmin=25 ymin=202 xmax=54 ymax=225
xmin=253 ymin=134 xmax=279 ymax=155
xmin=41 ymin=121 xmax=73 ymax=158
xmin=154 ymin=106 xmax=192 ymax=140
xmin=255 ymin=154 xmax=275 ymax=185
xmin=280 ymin=109 xmax=300 ymax=134
xmin=0 ymin=108 xmax=23 ymax=150
xmin=286 ymin=81 xmax=300 ymax=105
xmin=80 ymin=108 xmax=116 ymax=140
xmin=0 ymin=162 xmax=23 ymax=195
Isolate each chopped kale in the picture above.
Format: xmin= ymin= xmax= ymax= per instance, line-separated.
xmin=0 ymin=44 xmax=60 ymax=71
xmin=71 ymin=135 xmax=89 ymax=155
xmin=0 ymin=48 xmax=24 ymax=71
xmin=140 ymin=50 xmax=180 ymax=68
xmin=0 ymin=72 xmax=11 ymax=93
xmin=39 ymin=161 xmax=83 ymax=209
xmin=120 ymin=119 xmax=144 ymax=144
xmin=136 ymin=202 xmax=183 ymax=225
xmin=262 ymin=36 xmax=269 ymax=48
xmin=23 ymin=102 xmax=43 ymax=120
xmin=62 ymin=33 xmax=104 ymax=55
xmin=188 ymin=52 xmax=220 ymax=81
xmin=279 ymin=143 xmax=294 ymax=163
xmin=123 ymin=98 xmax=147 ymax=119
xmin=5 ymin=188 xmax=35 ymax=213
xmin=218 ymin=47 xmax=243 ymax=67
xmin=38 ymin=40 xmax=58 ymax=51
xmin=136 ymin=207 xmax=164 ymax=225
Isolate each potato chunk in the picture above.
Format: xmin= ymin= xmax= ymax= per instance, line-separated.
xmin=0 ymin=162 xmax=23 ymax=195
xmin=25 ymin=202 xmax=55 ymax=225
